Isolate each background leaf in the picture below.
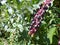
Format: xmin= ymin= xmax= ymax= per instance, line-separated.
xmin=47 ymin=27 xmax=57 ymax=44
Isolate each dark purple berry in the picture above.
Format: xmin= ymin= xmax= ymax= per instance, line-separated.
xmin=39 ymin=4 xmax=43 ymax=7
xmin=43 ymin=6 xmax=48 ymax=10
xmin=38 ymin=16 xmax=41 ymax=21
xmin=36 ymin=8 xmax=40 ymax=12
xmin=48 ymin=3 xmax=51 ymax=6
xmin=35 ymin=26 xmax=38 ymax=29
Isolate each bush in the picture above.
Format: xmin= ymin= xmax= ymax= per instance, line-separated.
xmin=0 ymin=0 xmax=60 ymax=45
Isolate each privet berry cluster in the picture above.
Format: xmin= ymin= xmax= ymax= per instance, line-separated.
xmin=28 ymin=0 xmax=53 ymax=36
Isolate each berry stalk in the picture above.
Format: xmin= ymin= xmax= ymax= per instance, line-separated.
xmin=28 ymin=0 xmax=54 ymax=37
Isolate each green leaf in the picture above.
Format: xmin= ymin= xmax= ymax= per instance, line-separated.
xmin=47 ymin=27 xmax=57 ymax=44
xmin=53 ymin=7 xmax=60 ymax=13
xmin=0 ymin=42 xmax=4 ymax=45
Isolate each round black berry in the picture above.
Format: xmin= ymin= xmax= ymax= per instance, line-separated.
xmin=43 ymin=6 xmax=48 ymax=10
xmin=39 ymin=4 xmax=43 ymax=7
xmin=48 ymin=3 xmax=51 ymax=6
xmin=36 ymin=8 xmax=40 ymax=12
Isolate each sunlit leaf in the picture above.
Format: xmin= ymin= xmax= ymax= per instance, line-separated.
xmin=47 ymin=27 xmax=57 ymax=44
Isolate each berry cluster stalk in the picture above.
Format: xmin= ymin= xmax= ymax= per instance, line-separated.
xmin=28 ymin=0 xmax=54 ymax=36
